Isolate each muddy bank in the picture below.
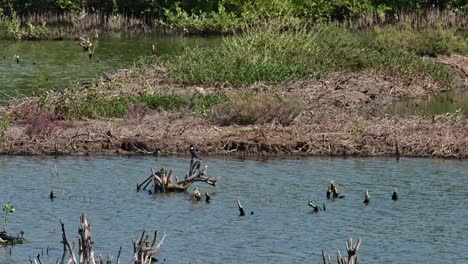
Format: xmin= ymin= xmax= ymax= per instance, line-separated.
xmin=1 ymin=113 xmax=466 ymax=158
xmin=1 ymin=55 xmax=467 ymax=158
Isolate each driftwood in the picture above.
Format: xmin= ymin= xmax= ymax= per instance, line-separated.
xmin=130 ymin=230 xmax=165 ymax=264
xmin=322 ymin=238 xmax=362 ymax=264
xmin=137 ymin=159 xmax=217 ymax=193
xmin=79 ymin=37 xmax=92 ymax=52
xmin=30 ymin=213 xmax=164 ymax=264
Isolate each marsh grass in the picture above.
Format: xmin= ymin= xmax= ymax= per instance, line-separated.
xmin=165 ymin=19 xmax=462 ymax=85
xmin=41 ymin=87 xmax=229 ymax=119
xmin=211 ymin=92 xmax=303 ymax=126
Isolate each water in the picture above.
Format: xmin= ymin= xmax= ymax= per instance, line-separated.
xmin=0 ymin=34 xmax=219 ymax=101
xmin=0 ymin=156 xmax=467 ymax=263
xmin=386 ymin=90 xmax=468 ymax=116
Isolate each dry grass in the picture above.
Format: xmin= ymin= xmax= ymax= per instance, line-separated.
xmin=211 ymin=92 xmax=303 ymax=126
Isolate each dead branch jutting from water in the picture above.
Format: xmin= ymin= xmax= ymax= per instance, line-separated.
xmin=137 ymin=158 xmax=217 ymax=193
xmin=30 ymin=212 xmax=165 ymax=264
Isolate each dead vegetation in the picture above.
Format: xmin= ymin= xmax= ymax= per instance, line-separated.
xmin=29 ymin=213 xmax=164 ymax=264
xmin=137 ymin=159 xmax=217 ymax=193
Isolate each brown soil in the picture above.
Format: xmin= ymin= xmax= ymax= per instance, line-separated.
xmin=1 ymin=55 xmax=467 ymax=158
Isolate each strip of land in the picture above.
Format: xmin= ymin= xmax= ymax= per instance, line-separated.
xmin=1 ymin=54 xmax=466 ymax=158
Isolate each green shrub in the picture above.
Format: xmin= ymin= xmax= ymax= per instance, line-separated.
xmin=164 ymin=20 xmax=456 ymax=85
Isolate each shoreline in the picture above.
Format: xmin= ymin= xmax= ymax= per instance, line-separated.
xmin=1 ymin=115 xmax=466 ymax=159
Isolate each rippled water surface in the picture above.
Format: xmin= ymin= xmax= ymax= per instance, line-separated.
xmin=0 ymin=156 xmax=467 ymax=263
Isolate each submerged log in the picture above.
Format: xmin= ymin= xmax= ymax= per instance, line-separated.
xmin=237 ymin=200 xmax=245 ymax=216
xmin=137 ymin=159 xmax=218 ymax=193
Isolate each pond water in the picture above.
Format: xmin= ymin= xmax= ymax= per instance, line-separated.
xmin=0 ymin=156 xmax=467 ymax=263
xmin=0 ymin=34 xmax=219 ymax=102
xmin=386 ymin=90 xmax=468 ymax=116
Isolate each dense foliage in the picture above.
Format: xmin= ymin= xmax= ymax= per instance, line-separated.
xmin=0 ymin=0 xmax=466 ymax=19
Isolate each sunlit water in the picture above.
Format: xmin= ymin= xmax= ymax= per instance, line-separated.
xmin=0 ymin=156 xmax=467 ymax=263
xmin=0 ymin=34 xmax=219 ymax=101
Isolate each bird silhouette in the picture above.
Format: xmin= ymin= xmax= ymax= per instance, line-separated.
xmin=392 ymin=189 xmax=398 ymax=201
xmin=189 ymin=145 xmax=202 ymax=160
xmin=49 ymin=191 xmax=57 ymax=200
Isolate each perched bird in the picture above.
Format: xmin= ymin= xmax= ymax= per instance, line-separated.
xmin=330 ymin=180 xmax=345 ymax=199
xmin=392 ymin=189 xmax=398 ymax=201
xmin=193 ymin=187 xmax=201 ymax=201
xmin=49 ymin=191 xmax=57 ymax=200
xmin=189 ymin=145 xmax=202 ymax=160
xmin=364 ymin=190 xmax=370 ymax=205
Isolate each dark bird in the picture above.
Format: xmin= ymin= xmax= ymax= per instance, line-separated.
xmin=49 ymin=191 xmax=57 ymax=200
xmin=326 ymin=188 xmax=331 ymax=199
xmin=392 ymin=189 xmax=398 ymax=201
xmin=250 ymin=211 xmax=254 ymax=215
xmin=364 ymin=190 xmax=370 ymax=205
xmin=189 ymin=145 xmax=202 ymax=160
xmin=205 ymin=192 xmax=211 ymax=203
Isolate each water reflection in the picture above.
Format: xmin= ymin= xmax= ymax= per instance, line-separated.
xmin=386 ymin=90 xmax=468 ymax=116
